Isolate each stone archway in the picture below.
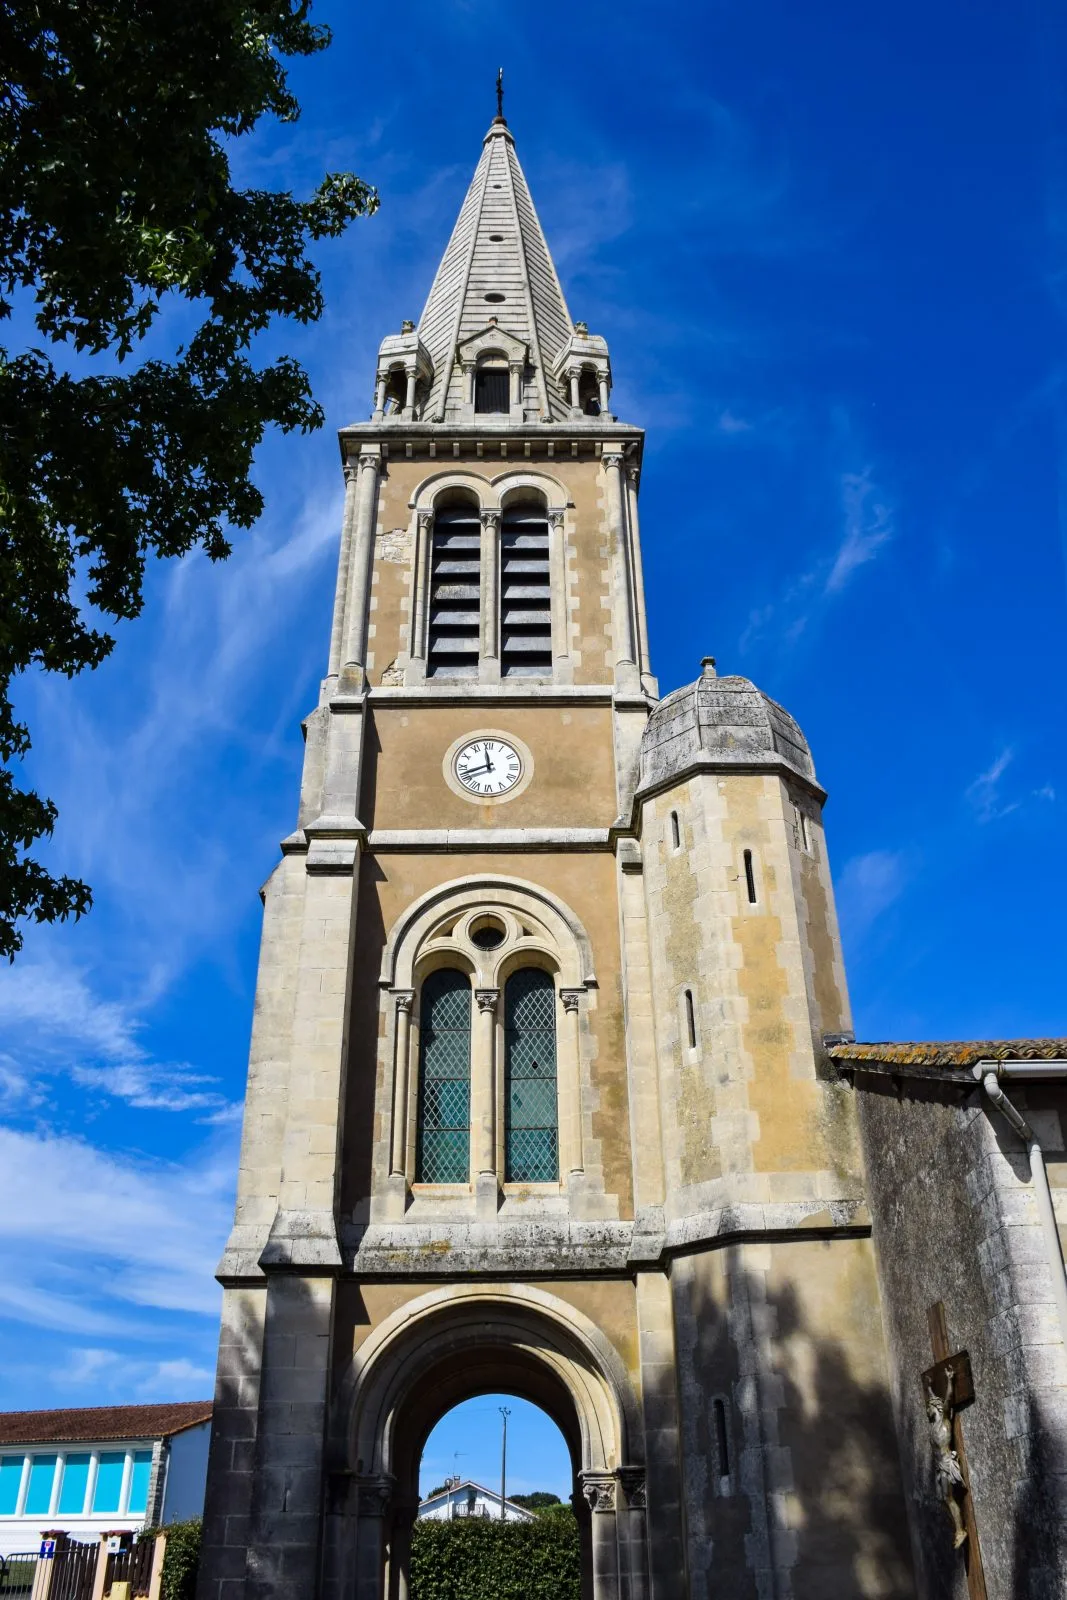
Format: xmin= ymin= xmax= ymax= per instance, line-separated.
xmin=322 ymin=1285 xmax=648 ymax=1600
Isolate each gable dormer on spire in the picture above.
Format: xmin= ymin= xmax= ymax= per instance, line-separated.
xmin=372 ymin=115 xmax=612 ymax=424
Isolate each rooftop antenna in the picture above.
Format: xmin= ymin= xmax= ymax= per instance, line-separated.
xmin=496 ymin=66 xmax=505 ymax=122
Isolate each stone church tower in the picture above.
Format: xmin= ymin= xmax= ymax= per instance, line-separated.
xmin=198 ymin=108 xmax=920 ymax=1600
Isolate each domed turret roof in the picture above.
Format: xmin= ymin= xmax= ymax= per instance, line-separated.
xmin=639 ymin=660 xmax=817 ymax=793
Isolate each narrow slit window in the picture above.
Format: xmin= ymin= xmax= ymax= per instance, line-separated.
xmin=743 ymin=849 xmax=757 ymax=904
xmin=714 ymin=1398 xmax=730 ymax=1479
xmin=427 ymin=503 xmax=481 ymax=678
xmin=670 ymin=811 xmax=681 ymax=850
xmin=475 ymin=362 xmax=509 ymax=414
xmin=505 ymin=969 xmax=559 ymax=1182
xmin=500 ymin=500 xmax=552 ymax=677
xmin=684 ymin=989 xmax=697 ymax=1051
xmin=416 ymin=970 xmax=472 ymax=1183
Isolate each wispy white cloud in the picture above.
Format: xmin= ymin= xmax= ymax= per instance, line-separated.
xmin=966 ymin=747 xmax=1020 ymax=823
xmin=0 ymin=1127 xmax=233 ymax=1336
xmin=741 ymin=463 xmax=896 ymax=652
xmin=826 ymin=468 xmax=896 ymax=593
xmin=0 ymin=956 xmax=234 ymax=1117
xmin=53 ymin=1348 xmax=215 ymax=1402
xmin=836 ymin=850 xmax=910 ymax=944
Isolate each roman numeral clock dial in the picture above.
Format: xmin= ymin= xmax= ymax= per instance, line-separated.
xmin=454 ymin=737 xmax=523 ymax=797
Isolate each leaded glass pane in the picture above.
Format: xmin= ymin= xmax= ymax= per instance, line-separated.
xmin=416 ymin=970 xmax=471 ymax=1183
xmin=504 ymin=969 xmax=558 ymax=1182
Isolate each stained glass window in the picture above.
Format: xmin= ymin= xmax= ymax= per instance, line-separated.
xmin=504 ymin=969 xmax=558 ymax=1182
xmin=416 ymin=970 xmax=472 ymax=1183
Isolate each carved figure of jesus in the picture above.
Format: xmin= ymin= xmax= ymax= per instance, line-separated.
xmin=925 ymin=1368 xmax=968 ymax=1549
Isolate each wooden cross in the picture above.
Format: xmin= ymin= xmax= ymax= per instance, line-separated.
xmin=924 ymin=1302 xmax=987 ymax=1600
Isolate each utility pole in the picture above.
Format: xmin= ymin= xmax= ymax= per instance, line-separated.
xmin=499 ymin=1406 xmax=511 ymax=1521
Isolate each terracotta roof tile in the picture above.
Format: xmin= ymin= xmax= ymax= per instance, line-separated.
xmin=0 ymin=1401 xmax=212 ymax=1447
xmin=827 ymin=1038 xmax=1067 ymax=1070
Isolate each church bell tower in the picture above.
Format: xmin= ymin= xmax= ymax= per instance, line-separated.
xmin=198 ymin=102 xmax=914 ymax=1600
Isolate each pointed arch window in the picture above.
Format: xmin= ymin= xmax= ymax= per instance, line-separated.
xmin=500 ymin=500 xmax=551 ymax=677
xmin=428 ymin=502 xmax=481 ymax=677
xmin=416 ymin=969 xmax=472 ymax=1183
xmin=504 ymin=969 xmax=558 ymax=1181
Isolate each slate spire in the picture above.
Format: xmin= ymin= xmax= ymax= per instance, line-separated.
xmin=415 ymin=118 xmax=577 ymax=421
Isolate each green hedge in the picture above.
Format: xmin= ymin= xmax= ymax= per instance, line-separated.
xmin=156 ymin=1519 xmax=201 ymax=1600
xmin=410 ymin=1514 xmax=580 ymax=1600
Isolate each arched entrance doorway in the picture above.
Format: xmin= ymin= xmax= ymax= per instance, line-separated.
xmin=323 ymin=1285 xmax=649 ymax=1600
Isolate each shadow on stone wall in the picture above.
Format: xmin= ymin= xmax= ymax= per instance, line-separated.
xmin=674 ymin=1246 xmax=917 ymax=1600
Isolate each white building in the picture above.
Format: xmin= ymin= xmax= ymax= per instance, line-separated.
xmin=417 ymin=1480 xmax=534 ymax=1524
xmin=0 ymin=1401 xmax=212 ymax=1558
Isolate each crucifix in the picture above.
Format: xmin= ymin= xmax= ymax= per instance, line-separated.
xmin=496 ymin=67 xmax=504 ymax=121
xmin=923 ymin=1302 xmax=986 ymax=1600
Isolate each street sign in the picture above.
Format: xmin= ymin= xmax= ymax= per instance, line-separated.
xmin=39 ymin=1538 xmax=56 ymax=1559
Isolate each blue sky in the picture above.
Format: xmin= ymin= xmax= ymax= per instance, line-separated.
xmin=0 ymin=0 xmax=1064 ymax=1490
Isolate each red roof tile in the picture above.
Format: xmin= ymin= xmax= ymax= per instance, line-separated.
xmin=0 ymin=1401 xmax=212 ymax=1446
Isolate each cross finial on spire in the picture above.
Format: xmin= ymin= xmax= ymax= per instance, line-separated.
xmin=495 ymin=67 xmax=505 ymax=122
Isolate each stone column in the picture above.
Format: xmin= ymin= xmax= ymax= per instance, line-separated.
xmin=509 ymin=361 xmax=524 ymax=415
xmin=473 ymin=988 xmax=500 ymax=1218
xmin=602 ymin=450 xmax=638 ymax=688
xmin=462 ymin=361 xmax=476 ymax=413
xmin=559 ymin=990 xmax=585 ymax=1179
xmin=326 ymin=462 xmax=361 ymax=685
xmin=625 ymin=464 xmax=653 ymax=689
xmin=342 ymin=449 xmax=382 ymax=682
xmin=403 ymin=369 xmax=416 ymax=415
xmin=353 ymin=1478 xmax=392 ymax=1600
xmin=480 ymin=510 xmax=500 ymax=663
xmin=568 ymin=367 xmax=581 ymax=412
xmin=581 ymin=1474 xmax=620 ymax=1600
xmin=386 ymin=1498 xmax=417 ymax=1600
xmin=373 ymin=375 xmax=387 ymax=415
xmin=410 ymin=510 xmax=433 ymax=676
xmin=598 ymin=373 xmax=611 ymax=415
xmin=548 ymin=509 xmax=568 ymax=671
xmin=390 ymin=991 xmax=415 ymax=1177
xmin=616 ymin=1469 xmax=650 ymax=1600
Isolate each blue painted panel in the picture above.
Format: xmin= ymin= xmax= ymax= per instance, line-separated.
xmin=128 ymin=1451 xmax=152 ymax=1515
xmin=25 ymin=1454 xmax=57 ymax=1516
xmin=0 ymin=1456 xmax=23 ymax=1515
xmin=58 ymin=1453 xmax=91 ymax=1515
xmin=92 ymin=1453 xmax=125 ymax=1513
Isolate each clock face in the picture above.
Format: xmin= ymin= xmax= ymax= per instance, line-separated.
xmin=454 ymin=737 xmax=523 ymax=797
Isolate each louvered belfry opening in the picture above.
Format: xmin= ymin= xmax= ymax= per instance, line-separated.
xmin=500 ymin=499 xmax=552 ymax=677
xmin=475 ymin=362 xmax=510 ymax=414
xmin=504 ymin=969 xmax=559 ymax=1182
xmin=428 ymin=501 xmax=481 ymax=677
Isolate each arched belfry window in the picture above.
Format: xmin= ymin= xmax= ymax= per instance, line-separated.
xmin=428 ymin=501 xmax=481 ymax=678
xmin=500 ymin=500 xmax=551 ymax=677
xmin=504 ymin=969 xmax=559 ymax=1182
xmin=475 ymin=359 xmax=509 ymax=414
xmin=416 ymin=970 xmax=472 ymax=1183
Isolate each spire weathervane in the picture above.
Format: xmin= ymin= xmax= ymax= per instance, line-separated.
xmin=496 ymin=67 xmax=505 ymax=122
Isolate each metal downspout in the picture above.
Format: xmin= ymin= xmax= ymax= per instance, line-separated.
xmin=975 ymin=1063 xmax=1067 ymax=1347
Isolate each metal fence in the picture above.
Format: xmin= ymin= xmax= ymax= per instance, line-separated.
xmin=0 ymin=1553 xmax=36 ymax=1597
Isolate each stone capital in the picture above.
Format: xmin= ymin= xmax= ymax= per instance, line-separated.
xmin=601 ymin=450 xmax=625 ymax=470
xmin=358 ymin=451 xmax=380 ymax=474
xmin=480 ymin=509 xmax=501 ymax=529
xmin=546 ymin=508 xmax=565 ymax=529
xmin=475 ymin=987 xmax=501 ymax=1014
xmin=416 ymin=508 xmax=433 ymax=530
xmin=617 ymin=1467 xmax=646 ymax=1508
xmin=355 ymin=1474 xmax=393 ymax=1518
xmin=581 ymin=1472 xmax=616 ymax=1514
xmin=560 ymin=989 xmax=584 ymax=1015
xmin=394 ymin=989 xmax=415 ymax=1015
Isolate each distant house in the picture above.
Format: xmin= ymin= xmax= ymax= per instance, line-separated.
xmin=417 ymin=1480 xmax=534 ymax=1523
xmin=0 ymin=1401 xmax=212 ymax=1557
